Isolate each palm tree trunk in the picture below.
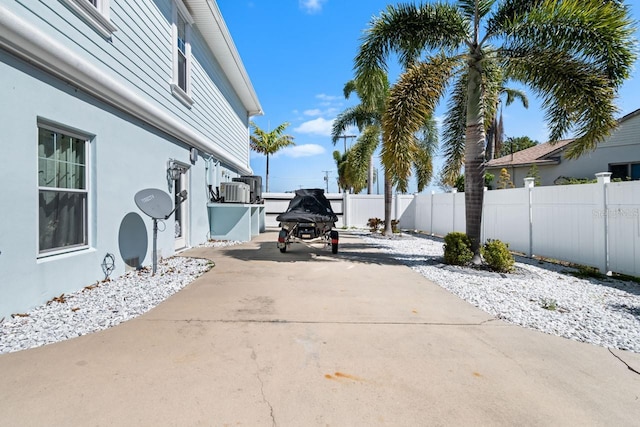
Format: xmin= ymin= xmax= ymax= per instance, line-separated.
xmin=265 ymin=154 xmax=270 ymax=193
xmin=465 ymin=55 xmax=486 ymax=263
xmin=383 ymin=173 xmax=393 ymax=235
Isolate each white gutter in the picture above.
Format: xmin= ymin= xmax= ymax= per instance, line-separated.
xmin=0 ymin=5 xmax=253 ymax=175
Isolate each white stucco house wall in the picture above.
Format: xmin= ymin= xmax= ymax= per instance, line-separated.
xmin=0 ymin=0 xmax=262 ymax=318
xmin=486 ymin=109 xmax=640 ymax=187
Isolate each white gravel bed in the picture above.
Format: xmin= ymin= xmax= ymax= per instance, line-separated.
xmin=361 ymin=232 xmax=640 ymax=353
xmin=3 ymin=235 xmax=639 ymax=355
xmin=0 ymin=240 xmax=240 ymax=354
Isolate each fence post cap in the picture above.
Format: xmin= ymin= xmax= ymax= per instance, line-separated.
xmin=524 ymin=177 xmax=535 ymax=188
xmin=595 ymin=172 xmax=612 ymax=184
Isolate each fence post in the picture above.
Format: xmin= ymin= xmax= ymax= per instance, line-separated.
xmin=394 ymin=193 xmax=398 ymax=221
xmin=524 ymin=177 xmax=535 ymax=258
xmin=595 ymin=172 xmax=611 ymax=274
xmin=451 ymin=189 xmax=457 ymax=233
xmin=481 ymin=186 xmax=487 ymax=243
xmin=342 ymin=192 xmax=349 ymax=228
xmin=430 ymin=191 xmax=435 ymax=236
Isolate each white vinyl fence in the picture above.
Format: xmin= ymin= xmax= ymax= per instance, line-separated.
xmin=263 ymin=174 xmax=640 ymax=277
xmin=263 ymin=192 xmax=413 ymax=229
xmin=411 ymin=174 xmax=639 ymax=277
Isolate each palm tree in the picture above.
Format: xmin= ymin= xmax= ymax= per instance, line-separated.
xmin=249 ymin=121 xmax=295 ymax=192
xmin=332 ymin=79 xmax=437 ymax=234
xmin=355 ymin=0 xmax=635 ymax=261
xmin=486 ymin=83 xmax=528 ymax=161
xmin=333 ymin=149 xmax=366 ymax=193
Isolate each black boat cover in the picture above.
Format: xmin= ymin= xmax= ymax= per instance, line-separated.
xmin=276 ymin=189 xmax=338 ymax=223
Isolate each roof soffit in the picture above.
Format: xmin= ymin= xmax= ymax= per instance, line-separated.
xmin=183 ymin=0 xmax=262 ymax=116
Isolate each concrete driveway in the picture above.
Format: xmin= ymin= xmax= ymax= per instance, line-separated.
xmin=0 ymin=230 xmax=639 ymax=426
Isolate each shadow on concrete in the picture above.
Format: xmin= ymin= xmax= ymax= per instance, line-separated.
xmin=220 ymin=237 xmax=404 ymax=266
xmin=221 ymin=242 xmax=337 ymax=263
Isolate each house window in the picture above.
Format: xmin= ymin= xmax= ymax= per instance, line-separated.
xmin=38 ymin=127 xmax=89 ymax=255
xmin=609 ymin=163 xmax=640 ymax=181
xmin=177 ymin=14 xmax=188 ymax=91
xmin=59 ymin=0 xmax=116 ymax=38
xmin=171 ymin=0 xmax=194 ymax=107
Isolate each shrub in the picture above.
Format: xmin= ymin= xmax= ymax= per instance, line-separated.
xmin=497 ymin=168 xmax=515 ymax=189
xmin=482 ymin=239 xmax=515 ymax=273
xmin=443 ymin=232 xmax=473 ymax=266
xmin=391 ymin=219 xmax=400 ymax=233
xmin=367 ymin=217 xmax=382 ymax=233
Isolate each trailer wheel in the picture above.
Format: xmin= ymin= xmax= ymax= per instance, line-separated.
xmin=278 ymin=229 xmax=288 ymax=253
xmin=330 ymin=230 xmax=339 ymax=254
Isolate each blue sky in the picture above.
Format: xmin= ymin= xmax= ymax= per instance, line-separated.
xmin=217 ymin=0 xmax=640 ymax=194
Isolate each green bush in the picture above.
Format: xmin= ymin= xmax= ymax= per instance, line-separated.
xmin=367 ymin=217 xmax=382 ymax=233
xmin=481 ymin=239 xmax=515 ymax=273
xmin=443 ymin=232 xmax=473 ymax=266
xmin=391 ymin=219 xmax=400 ymax=233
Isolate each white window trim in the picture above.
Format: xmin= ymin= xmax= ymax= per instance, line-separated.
xmin=60 ymin=0 xmax=117 ymax=38
xmin=171 ymin=0 xmax=194 ymax=107
xmin=171 ymin=83 xmax=194 ymax=107
xmin=36 ymin=119 xmax=93 ymax=259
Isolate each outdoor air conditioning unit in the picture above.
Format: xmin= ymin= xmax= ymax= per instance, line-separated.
xmin=232 ymin=175 xmax=263 ymax=203
xmin=219 ymin=182 xmax=250 ymax=203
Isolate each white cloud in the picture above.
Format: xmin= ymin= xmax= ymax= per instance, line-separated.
xmin=294 ymin=117 xmax=335 ymax=136
xmin=303 ymin=107 xmax=339 ymax=117
xmin=303 ymin=109 xmax=323 ymax=116
xmin=299 ymin=0 xmax=326 ymax=14
xmin=316 ymin=93 xmax=340 ymax=102
xmin=279 ymin=144 xmax=325 ymax=158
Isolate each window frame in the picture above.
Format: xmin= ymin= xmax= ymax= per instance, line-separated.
xmin=171 ymin=0 xmax=195 ymax=107
xmin=37 ymin=121 xmax=92 ymax=258
xmin=609 ymin=162 xmax=640 ymax=181
xmin=59 ymin=0 xmax=117 ymax=38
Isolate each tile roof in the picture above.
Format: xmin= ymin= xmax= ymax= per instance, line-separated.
xmin=486 ymin=139 xmax=575 ymax=168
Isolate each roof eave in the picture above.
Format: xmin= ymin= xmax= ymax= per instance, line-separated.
xmin=486 ymin=159 xmax=560 ymax=169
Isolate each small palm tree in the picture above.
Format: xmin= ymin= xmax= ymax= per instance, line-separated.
xmin=355 ymin=0 xmax=636 ymax=261
xmin=332 ymin=79 xmax=437 ymax=234
xmin=249 ymin=121 xmax=295 ymax=192
xmin=486 ymin=82 xmax=528 ymax=161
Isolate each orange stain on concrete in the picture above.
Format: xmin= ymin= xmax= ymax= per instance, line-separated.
xmin=325 ymin=372 xmax=364 ymax=382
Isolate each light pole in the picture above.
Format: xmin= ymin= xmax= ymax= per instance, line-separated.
xmin=334 ymin=134 xmax=356 ymax=152
xmin=322 ymin=170 xmax=330 ymax=193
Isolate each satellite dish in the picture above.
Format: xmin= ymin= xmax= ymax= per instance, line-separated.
xmin=134 ymin=188 xmax=187 ymax=275
xmin=135 ymin=188 xmax=174 ymax=219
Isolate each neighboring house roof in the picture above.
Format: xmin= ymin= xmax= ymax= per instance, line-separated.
xmin=187 ymin=0 xmax=262 ymax=117
xmin=486 ymin=139 xmax=575 ymax=168
xmin=486 ymin=108 xmax=640 ymax=169
xmin=616 ymin=107 xmax=640 ymax=125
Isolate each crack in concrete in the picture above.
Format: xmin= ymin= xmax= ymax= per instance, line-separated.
xmin=608 ymin=348 xmax=640 ymax=376
xmin=250 ymin=348 xmax=276 ymax=427
xmin=149 ymin=318 xmax=501 ymax=327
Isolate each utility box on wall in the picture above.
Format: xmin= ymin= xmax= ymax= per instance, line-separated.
xmin=232 ymin=175 xmax=262 ymax=203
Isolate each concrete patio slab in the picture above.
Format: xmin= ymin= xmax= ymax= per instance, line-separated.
xmin=0 ymin=231 xmax=638 ymax=426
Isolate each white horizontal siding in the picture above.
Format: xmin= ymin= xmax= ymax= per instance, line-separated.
xmin=9 ymin=0 xmax=250 ymax=167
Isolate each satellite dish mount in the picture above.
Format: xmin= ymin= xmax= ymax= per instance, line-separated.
xmin=134 ymin=188 xmax=188 ymax=274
